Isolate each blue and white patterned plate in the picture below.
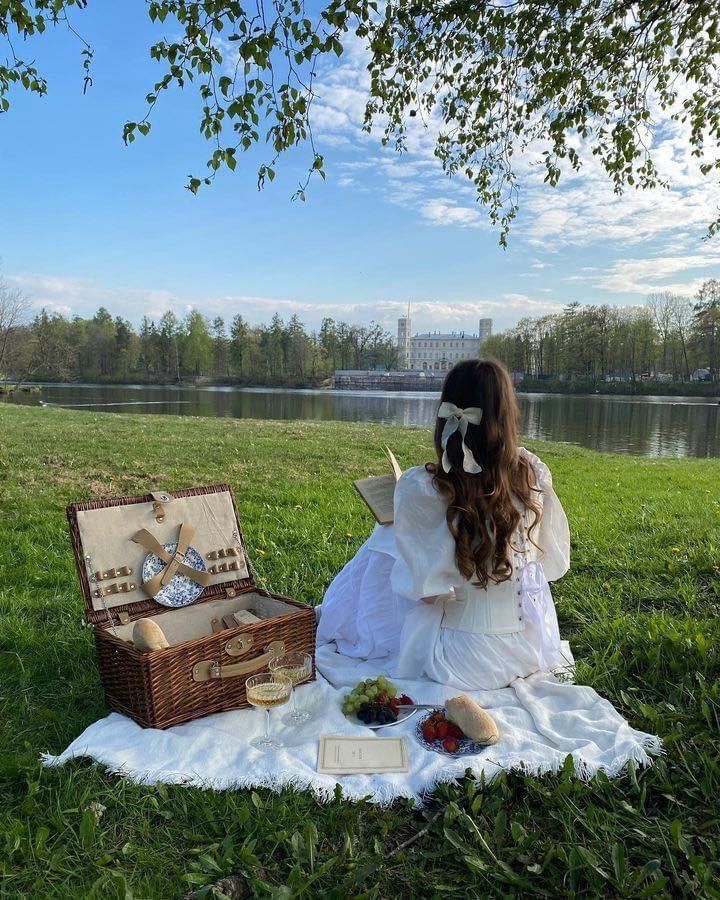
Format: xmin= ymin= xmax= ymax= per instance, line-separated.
xmin=141 ymin=541 xmax=207 ymax=608
xmin=415 ymin=707 xmax=494 ymax=758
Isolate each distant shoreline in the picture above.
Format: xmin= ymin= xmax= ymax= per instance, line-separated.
xmin=2 ymin=378 xmax=719 ymax=400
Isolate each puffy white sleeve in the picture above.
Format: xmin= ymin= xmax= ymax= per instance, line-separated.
xmin=389 ymin=466 xmax=459 ymax=600
xmin=522 ymin=449 xmax=571 ymax=581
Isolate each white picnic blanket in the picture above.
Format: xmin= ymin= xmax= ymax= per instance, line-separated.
xmin=43 ymin=644 xmax=661 ymax=805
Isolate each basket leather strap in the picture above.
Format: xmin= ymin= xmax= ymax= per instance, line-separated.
xmin=132 ymin=522 xmax=211 ymax=598
xmin=192 ymin=641 xmax=286 ymax=682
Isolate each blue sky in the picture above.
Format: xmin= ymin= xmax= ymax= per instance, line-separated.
xmin=2 ymin=2 xmax=720 ymax=335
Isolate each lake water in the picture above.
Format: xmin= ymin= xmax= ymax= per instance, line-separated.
xmin=7 ymin=383 xmax=720 ymax=458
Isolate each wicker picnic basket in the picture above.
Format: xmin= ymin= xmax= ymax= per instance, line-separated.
xmin=67 ymin=484 xmax=316 ymax=729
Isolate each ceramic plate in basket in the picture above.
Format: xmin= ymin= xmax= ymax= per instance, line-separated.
xmin=142 ymin=541 xmax=207 ymax=607
xmin=415 ymin=708 xmax=492 ymax=757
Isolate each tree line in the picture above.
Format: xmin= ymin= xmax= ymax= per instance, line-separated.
xmin=483 ymin=281 xmax=720 ymax=385
xmin=0 ymin=298 xmax=397 ymax=386
xmin=2 ymin=279 xmax=719 ymax=390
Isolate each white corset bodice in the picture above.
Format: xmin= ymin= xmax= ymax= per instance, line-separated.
xmin=441 ymin=578 xmax=523 ymax=634
xmin=439 ymin=508 xmax=529 ymax=636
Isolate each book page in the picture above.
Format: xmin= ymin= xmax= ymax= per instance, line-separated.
xmin=317 ymin=735 xmax=409 ymax=775
xmin=384 ymin=446 xmax=402 ymax=481
xmin=353 ymin=474 xmax=396 ymax=525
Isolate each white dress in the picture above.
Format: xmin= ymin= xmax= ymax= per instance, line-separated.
xmin=316 ymin=449 xmax=574 ymax=691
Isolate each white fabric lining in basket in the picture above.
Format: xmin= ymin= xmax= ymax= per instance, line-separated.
xmin=111 ymin=591 xmax=298 ymax=646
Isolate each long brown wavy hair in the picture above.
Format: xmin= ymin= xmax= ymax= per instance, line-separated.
xmin=426 ymin=359 xmax=541 ymax=588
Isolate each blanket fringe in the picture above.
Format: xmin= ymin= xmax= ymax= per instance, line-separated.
xmin=40 ymin=668 xmax=664 ymax=808
xmin=42 ymin=731 xmax=664 ymax=808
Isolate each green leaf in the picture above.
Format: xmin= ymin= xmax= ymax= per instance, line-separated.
xmin=79 ymin=810 xmax=96 ymax=849
xmin=612 ymin=842 xmax=626 ymax=886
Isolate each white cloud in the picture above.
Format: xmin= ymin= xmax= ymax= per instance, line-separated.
xmin=7 ymin=271 xmax=563 ymax=333
xmin=586 ymin=248 xmax=720 ymax=295
xmin=309 ymin=30 xmax=720 ymax=301
xmin=8 ymin=273 xmax=178 ymax=321
xmin=420 ymin=198 xmax=484 ymax=228
xmin=313 ymin=31 xmax=720 ymax=268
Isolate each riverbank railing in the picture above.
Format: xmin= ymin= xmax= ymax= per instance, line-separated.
xmin=333 ymin=370 xmax=445 ymax=391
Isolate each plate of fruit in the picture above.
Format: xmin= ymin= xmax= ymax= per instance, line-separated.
xmin=416 ymin=708 xmax=490 ymax=757
xmin=341 ymin=676 xmax=416 ymax=729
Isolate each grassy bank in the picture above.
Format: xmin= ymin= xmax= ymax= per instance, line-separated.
xmin=1 ymin=404 xmax=719 ymax=898
xmin=518 ymin=377 xmax=720 ymax=398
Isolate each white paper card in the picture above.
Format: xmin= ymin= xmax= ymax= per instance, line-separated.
xmin=317 ymin=735 xmax=409 ymax=775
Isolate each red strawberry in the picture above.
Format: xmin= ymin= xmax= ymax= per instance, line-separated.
xmin=443 ymin=737 xmax=459 ymax=753
xmin=423 ymin=724 xmax=437 ymax=742
xmin=388 ymin=698 xmax=400 ymax=712
xmin=399 ymin=694 xmax=413 ymax=705
xmin=435 ymin=721 xmax=449 ymax=739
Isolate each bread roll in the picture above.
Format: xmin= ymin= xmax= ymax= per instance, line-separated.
xmin=133 ymin=618 xmax=170 ymax=652
xmin=445 ymin=694 xmax=499 ymax=744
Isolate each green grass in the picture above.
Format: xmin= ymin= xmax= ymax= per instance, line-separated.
xmin=0 ymin=404 xmax=719 ymax=899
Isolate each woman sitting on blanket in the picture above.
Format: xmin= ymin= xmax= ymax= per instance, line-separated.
xmin=317 ymin=358 xmax=573 ymax=690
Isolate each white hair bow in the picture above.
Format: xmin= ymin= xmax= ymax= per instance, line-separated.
xmin=438 ymin=401 xmax=483 ymax=474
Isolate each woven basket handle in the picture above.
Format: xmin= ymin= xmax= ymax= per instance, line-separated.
xmin=192 ymin=640 xmax=285 ymax=682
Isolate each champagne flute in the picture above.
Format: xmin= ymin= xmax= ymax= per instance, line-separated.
xmin=245 ymin=673 xmax=292 ymax=751
xmin=268 ymin=652 xmax=313 ymax=724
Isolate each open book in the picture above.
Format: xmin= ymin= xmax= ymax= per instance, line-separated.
xmin=353 ymin=447 xmax=402 ymax=525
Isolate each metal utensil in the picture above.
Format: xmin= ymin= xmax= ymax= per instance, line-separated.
xmin=354 ymin=707 xmax=419 ymax=729
xmin=397 ymin=703 xmax=442 ymax=711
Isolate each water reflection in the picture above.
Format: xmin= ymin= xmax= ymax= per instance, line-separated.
xmin=6 ymin=383 xmax=719 ymax=458
xmin=517 ymin=393 xmax=720 ymax=458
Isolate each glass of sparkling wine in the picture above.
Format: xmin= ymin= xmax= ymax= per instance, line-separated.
xmin=245 ymin=673 xmax=292 ymax=751
xmin=268 ymin=652 xmax=313 ymax=724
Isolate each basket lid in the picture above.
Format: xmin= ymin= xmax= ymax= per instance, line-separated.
xmin=67 ymin=484 xmax=255 ymax=626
